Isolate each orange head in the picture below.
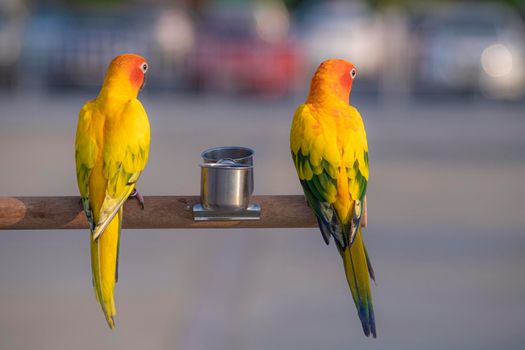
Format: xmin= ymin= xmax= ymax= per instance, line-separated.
xmin=101 ymin=53 xmax=149 ymax=98
xmin=307 ymin=59 xmax=357 ymax=103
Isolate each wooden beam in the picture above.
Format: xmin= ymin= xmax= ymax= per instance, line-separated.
xmin=0 ymin=196 xmax=318 ymax=230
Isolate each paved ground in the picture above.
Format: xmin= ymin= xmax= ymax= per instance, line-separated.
xmin=1 ymin=92 xmax=524 ymax=350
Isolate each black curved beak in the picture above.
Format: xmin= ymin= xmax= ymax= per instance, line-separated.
xmin=140 ymin=75 xmax=147 ymax=91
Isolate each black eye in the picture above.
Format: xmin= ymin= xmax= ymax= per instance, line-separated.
xmin=350 ymin=68 xmax=357 ymax=79
xmin=141 ymin=63 xmax=148 ymax=73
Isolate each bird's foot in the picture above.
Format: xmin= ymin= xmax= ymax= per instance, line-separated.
xmin=129 ymin=189 xmax=145 ymax=210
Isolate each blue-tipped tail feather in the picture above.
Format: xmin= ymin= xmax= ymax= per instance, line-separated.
xmin=341 ymin=228 xmax=376 ymax=338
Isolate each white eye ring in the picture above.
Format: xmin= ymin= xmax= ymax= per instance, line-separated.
xmin=141 ymin=63 xmax=148 ymax=73
xmin=350 ymin=68 xmax=357 ymax=79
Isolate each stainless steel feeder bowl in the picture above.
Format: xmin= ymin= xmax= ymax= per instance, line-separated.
xmin=193 ymin=147 xmax=260 ymax=221
xmin=200 ymin=160 xmax=252 ymax=210
xmin=201 ymin=146 xmax=254 ymax=192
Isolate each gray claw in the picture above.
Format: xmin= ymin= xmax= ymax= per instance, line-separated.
xmin=129 ymin=189 xmax=145 ymax=210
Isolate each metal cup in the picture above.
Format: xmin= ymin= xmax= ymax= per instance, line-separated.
xmin=200 ymin=146 xmax=254 ymax=194
xmin=200 ymin=160 xmax=253 ymax=210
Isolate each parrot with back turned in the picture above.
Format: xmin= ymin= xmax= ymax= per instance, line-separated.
xmin=290 ymin=59 xmax=376 ymax=337
xmin=75 ymin=53 xmax=150 ymax=329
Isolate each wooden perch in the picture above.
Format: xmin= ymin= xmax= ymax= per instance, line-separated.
xmin=0 ymin=195 xmax=318 ymax=230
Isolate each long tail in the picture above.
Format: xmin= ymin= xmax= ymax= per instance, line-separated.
xmin=340 ymin=227 xmax=376 ymax=337
xmin=91 ymin=211 xmax=120 ymax=329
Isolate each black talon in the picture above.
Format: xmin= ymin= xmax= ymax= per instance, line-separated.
xmin=129 ymin=189 xmax=145 ymax=210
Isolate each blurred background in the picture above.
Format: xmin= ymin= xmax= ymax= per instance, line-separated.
xmin=1 ymin=0 xmax=525 ymax=349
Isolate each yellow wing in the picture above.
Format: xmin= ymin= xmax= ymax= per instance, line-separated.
xmin=290 ymin=102 xmax=368 ymax=247
xmin=92 ymin=99 xmax=150 ymax=240
xmin=75 ymin=99 xmax=150 ymax=236
xmin=75 ymin=101 xmax=98 ymax=230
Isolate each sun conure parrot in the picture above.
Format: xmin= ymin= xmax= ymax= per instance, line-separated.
xmin=75 ymin=53 xmax=150 ymax=329
xmin=290 ymin=59 xmax=376 ymax=337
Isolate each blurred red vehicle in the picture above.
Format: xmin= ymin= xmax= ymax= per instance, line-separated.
xmin=188 ymin=6 xmax=303 ymax=95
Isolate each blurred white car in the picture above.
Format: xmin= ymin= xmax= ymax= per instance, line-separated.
xmin=296 ymin=1 xmax=384 ymax=85
xmin=414 ymin=3 xmax=525 ymax=100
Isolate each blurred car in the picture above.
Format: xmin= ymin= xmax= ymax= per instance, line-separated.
xmin=19 ymin=7 xmax=192 ymax=90
xmin=412 ymin=3 xmax=525 ymax=100
xmin=187 ymin=5 xmax=303 ymax=95
xmin=0 ymin=0 xmax=26 ymax=88
xmin=295 ymin=1 xmax=384 ymax=90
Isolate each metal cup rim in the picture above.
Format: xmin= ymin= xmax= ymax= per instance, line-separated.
xmin=199 ymin=163 xmax=253 ymax=169
xmin=201 ymin=146 xmax=255 ymax=163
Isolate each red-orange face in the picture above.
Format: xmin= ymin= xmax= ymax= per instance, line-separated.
xmin=309 ymin=59 xmax=357 ymax=102
xmin=335 ymin=60 xmax=357 ymax=94
xmin=324 ymin=59 xmax=357 ymax=93
xmin=106 ymin=53 xmax=149 ymax=93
